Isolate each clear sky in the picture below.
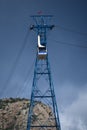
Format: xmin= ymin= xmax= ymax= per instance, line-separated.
xmin=0 ymin=0 xmax=87 ymax=130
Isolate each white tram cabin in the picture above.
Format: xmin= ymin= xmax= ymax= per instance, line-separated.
xmin=37 ymin=35 xmax=47 ymax=59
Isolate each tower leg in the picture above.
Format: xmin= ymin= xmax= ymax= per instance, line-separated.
xmin=26 ymin=54 xmax=61 ymax=130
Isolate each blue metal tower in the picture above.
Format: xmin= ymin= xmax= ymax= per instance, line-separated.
xmin=27 ymin=15 xmax=61 ymax=130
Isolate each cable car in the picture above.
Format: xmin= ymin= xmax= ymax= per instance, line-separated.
xmin=37 ymin=35 xmax=47 ymax=59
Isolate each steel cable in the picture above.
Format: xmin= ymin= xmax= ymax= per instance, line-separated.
xmin=0 ymin=28 xmax=31 ymax=98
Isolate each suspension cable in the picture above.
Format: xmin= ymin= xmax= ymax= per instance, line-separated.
xmin=0 ymin=28 xmax=31 ymax=98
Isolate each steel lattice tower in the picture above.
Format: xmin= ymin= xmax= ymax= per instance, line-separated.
xmin=27 ymin=15 xmax=61 ymax=130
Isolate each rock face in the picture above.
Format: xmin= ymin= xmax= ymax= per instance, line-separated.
xmin=0 ymin=98 xmax=55 ymax=130
xmin=0 ymin=98 xmax=29 ymax=130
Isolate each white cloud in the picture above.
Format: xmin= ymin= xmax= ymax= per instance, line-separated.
xmin=60 ymin=89 xmax=87 ymax=130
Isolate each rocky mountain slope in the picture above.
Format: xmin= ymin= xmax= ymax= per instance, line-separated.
xmin=0 ymin=98 xmax=55 ymax=130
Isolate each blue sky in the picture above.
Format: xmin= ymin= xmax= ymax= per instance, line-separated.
xmin=0 ymin=0 xmax=87 ymax=130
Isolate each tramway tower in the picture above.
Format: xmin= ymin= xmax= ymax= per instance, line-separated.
xmin=27 ymin=15 xmax=61 ymax=130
